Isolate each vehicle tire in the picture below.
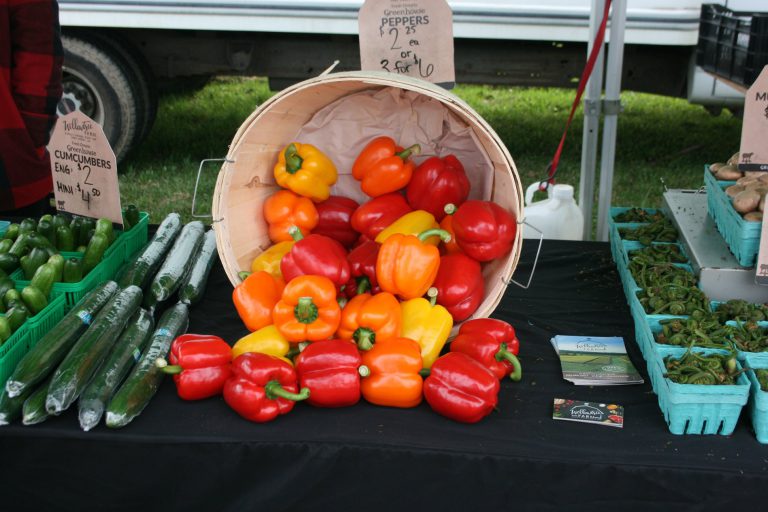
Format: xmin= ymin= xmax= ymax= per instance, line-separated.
xmin=70 ymin=30 xmax=158 ymax=143
xmin=59 ymin=35 xmax=141 ymax=164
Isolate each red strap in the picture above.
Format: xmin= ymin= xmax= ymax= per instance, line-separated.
xmin=539 ymin=0 xmax=613 ymax=191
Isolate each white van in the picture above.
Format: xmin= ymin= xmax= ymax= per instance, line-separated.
xmin=57 ymin=0 xmax=764 ymax=161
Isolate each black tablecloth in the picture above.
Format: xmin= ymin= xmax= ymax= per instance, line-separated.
xmin=1 ymin=240 xmax=766 ymax=511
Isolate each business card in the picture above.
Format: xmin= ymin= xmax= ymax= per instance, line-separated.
xmin=552 ymin=398 xmax=624 ymax=428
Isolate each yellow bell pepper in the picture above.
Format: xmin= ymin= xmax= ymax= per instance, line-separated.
xmin=400 ymin=287 xmax=453 ymax=368
xmin=374 ymin=210 xmax=440 ymax=246
xmin=250 ymin=241 xmax=294 ymax=279
xmin=273 ymin=142 xmax=337 ymax=202
xmin=232 ymin=325 xmax=294 ymax=365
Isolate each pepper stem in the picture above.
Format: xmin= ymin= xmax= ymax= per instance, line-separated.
xmin=418 ymin=368 xmax=431 ymax=377
xmin=358 ymin=365 xmax=371 ymax=378
xmin=288 ymin=226 xmax=304 ymax=241
xmin=265 ymin=380 xmax=310 ymax=402
xmin=155 ymin=358 xmax=183 ymax=375
xmin=396 ymin=144 xmax=421 ymax=161
xmin=238 ymin=271 xmax=252 ymax=281
xmin=443 ymin=203 xmax=456 ymax=216
xmin=295 ymin=297 xmax=319 ymax=324
xmin=495 ymin=343 xmax=522 ymax=381
xmin=355 ymin=327 xmax=376 ymax=351
xmin=284 ymin=143 xmax=304 ymax=174
xmin=427 ymin=287 xmax=438 ymax=307
xmin=418 ymin=228 xmax=451 ymax=243
xmin=356 ymin=276 xmax=371 ymax=296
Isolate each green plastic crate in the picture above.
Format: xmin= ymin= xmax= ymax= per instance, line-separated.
xmin=0 ymin=326 xmax=31 ymax=386
xmin=0 ymin=293 xmax=66 ymax=384
xmin=120 ymin=211 xmax=149 ymax=258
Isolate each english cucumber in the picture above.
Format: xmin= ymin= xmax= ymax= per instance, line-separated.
xmin=21 ymin=375 xmax=54 ymax=426
xmin=119 ymin=213 xmax=182 ymax=290
xmin=106 ymin=302 xmax=189 ymax=428
xmin=78 ymin=308 xmax=154 ymax=431
xmin=0 ymin=386 xmax=33 ymax=425
xmin=45 ymin=285 xmax=143 ymax=414
xmin=5 ymin=281 xmax=118 ymax=398
xmin=178 ymin=229 xmax=217 ymax=305
xmin=146 ymin=221 xmax=205 ymax=307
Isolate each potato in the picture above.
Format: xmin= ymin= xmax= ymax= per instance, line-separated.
xmin=737 ymin=176 xmax=758 ymax=187
xmin=709 ymin=162 xmax=725 ymax=174
xmin=715 ymin=164 xmax=742 ymax=181
xmin=728 ymin=152 xmax=740 ymax=166
xmin=746 ymin=171 xmax=768 ymax=179
xmin=744 ymin=211 xmax=764 ymax=222
xmin=725 ymin=184 xmax=744 ymax=198
xmin=733 ymin=189 xmax=761 ymax=214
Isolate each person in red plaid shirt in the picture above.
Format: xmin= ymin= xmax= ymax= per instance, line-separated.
xmin=0 ymin=0 xmax=63 ymax=214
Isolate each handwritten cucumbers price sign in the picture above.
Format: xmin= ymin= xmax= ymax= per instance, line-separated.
xmin=48 ymin=110 xmax=123 ymax=225
xmin=359 ymin=0 xmax=455 ymax=87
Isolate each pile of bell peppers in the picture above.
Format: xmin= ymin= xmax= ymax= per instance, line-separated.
xmin=165 ymin=136 xmax=525 ymax=424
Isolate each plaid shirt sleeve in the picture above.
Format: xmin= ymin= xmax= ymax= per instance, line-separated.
xmin=0 ymin=0 xmax=63 ymax=210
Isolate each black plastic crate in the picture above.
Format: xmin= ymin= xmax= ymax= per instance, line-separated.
xmin=697 ymin=3 xmax=768 ymax=87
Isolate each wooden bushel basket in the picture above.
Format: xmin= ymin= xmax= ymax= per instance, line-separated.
xmin=212 ymin=71 xmax=524 ymax=333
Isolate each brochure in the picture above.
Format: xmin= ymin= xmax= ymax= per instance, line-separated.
xmin=553 ymin=398 xmax=624 ymax=428
xmin=551 ymin=335 xmax=644 ymax=385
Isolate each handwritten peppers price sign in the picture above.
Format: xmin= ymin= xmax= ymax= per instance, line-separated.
xmin=359 ymin=0 xmax=455 ymax=87
xmin=48 ymin=110 xmax=123 ymax=225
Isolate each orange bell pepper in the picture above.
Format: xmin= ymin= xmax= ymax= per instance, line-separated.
xmin=360 ymin=337 xmax=423 ymax=408
xmin=336 ymin=291 xmax=402 ymax=351
xmin=376 ymin=228 xmax=451 ymax=300
xmin=233 ymin=271 xmax=285 ymax=332
xmin=263 ymin=189 xmax=319 ymax=243
xmin=272 ymin=275 xmax=341 ymax=342
xmin=351 ymin=136 xmax=420 ymax=197
xmin=439 ymin=204 xmax=463 ymax=255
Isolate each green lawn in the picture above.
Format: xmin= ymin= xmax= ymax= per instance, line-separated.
xmin=118 ymin=76 xmax=742 ymax=226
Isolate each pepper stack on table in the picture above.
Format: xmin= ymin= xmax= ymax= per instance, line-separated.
xmin=166 ymin=135 xmax=524 ymax=424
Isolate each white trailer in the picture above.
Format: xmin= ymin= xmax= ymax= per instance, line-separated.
xmin=56 ymin=0 xmax=756 ymax=162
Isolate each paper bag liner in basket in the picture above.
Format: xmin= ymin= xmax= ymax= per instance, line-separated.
xmin=212 ymin=71 xmax=524 ymax=335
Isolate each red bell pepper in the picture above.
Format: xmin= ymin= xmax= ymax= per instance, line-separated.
xmin=450 ymin=318 xmax=522 ymax=381
xmin=294 ymin=339 xmax=367 ymax=408
xmin=432 ymin=253 xmax=485 ymax=322
xmin=452 ymin=200 xmax=517 ymax=262
xmin=158 ymin=334 xmax=233 ymax=400
xmin=281 ymin=227 xmax=351 ymax=290
xmin=313 ymin=195 xmax=360 ymax=249
xmin=406 ymin=155 xmax=470 ymax=221
xmin=351 ymin=193 xmax=412 ymax=240
xmin=344 ymin=239 xmax=381 ymax=298
xmin=223 ymin=352 xmax=310 ymax=423
xmin=423 ymin=352 xmax=500 ymax=424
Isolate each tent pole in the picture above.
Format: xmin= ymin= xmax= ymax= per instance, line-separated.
xmin=595 ymin=0 xmax=627 ymax=241
xmin=579 ymin=0 xmax=607 ymax=240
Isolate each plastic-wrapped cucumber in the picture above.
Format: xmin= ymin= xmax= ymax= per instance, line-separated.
xmin=119 ymin=213 xmax=182 ymax=290
xmin=106 ymin=303 xmax=189 ymax=428
xmin=78 ymin=308 xmax=154 ymax=431
xmin=146 ymin=221 xmax=205 ymax=308
xmin=5 ymin=281 xmax=118 ymax=398
xmin=22 ymin=375 xmax=54 ymax=426
xmin=45 ymin=286 xmax=143 ymax=415
xmin=178 ymin=230 xmax=217 ymax=305
xmin=0 ymin=386 xmax=32 ymax=425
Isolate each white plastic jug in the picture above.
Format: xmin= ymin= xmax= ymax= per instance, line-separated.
xmin=522 ymin=183 xmax=585 ymax=240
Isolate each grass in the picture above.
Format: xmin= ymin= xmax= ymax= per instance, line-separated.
xmin=118 ymin=76 xmax=743 ymax=227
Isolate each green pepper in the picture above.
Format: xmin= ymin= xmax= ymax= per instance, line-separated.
xmin=0 ymin=239 xmax=12 ymax=254
xmin=4 ymin=289 xmax=21 ymax=309
xmin=8 ymin=233 xmax=30 ymax=257
xmin=53 ymin=213 xmax=71 ymax=231
xmin=18 ymin=218 xmax=37 ymax=235
xmin=0 ymin=253 xmax=19 ymax=274
xmin=5 ymin=302 xmax=29 ymax=331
